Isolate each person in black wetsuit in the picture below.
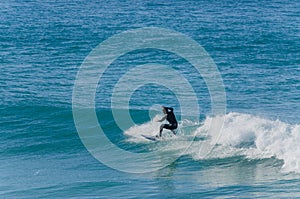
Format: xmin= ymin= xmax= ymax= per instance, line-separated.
xmin=156 ymin=106 xmax=178 ymax=138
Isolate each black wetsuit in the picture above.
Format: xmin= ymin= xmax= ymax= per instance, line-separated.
xmin=163 ymin=107 xmax=178 ymax=130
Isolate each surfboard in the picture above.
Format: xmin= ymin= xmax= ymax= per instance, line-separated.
xmin=141 ymin=134 xmax=158 ymax=141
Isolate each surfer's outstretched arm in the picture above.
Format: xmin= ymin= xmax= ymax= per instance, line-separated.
xmin=157 ymin=114 xmax=167 ymax=122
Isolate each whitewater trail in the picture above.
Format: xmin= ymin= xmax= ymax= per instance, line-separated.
xmin=124 ymin=112 xmax=300 ymax=173
xmin=209 ymin=112 xmax=300 ymax=173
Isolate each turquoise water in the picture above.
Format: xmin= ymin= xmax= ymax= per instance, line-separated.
xmin=1 ymin=0 xmax=300 ymax=198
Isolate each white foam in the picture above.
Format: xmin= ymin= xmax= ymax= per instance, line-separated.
xmin=194 ymin=112 xmax=300 ymax=173
xmin=124 ymin=112 xmax=300 ymax=173
xmin=124 ymin=115 xmax=161 ymax=142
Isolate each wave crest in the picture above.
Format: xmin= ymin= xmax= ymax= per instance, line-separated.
xmin=197 ymin=112 xmax=300 ymax=173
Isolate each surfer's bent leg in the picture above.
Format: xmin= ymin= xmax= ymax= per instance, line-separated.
xmin=158 ymin=124 xmax=177 ymax=137
xmin=170 ymin=123 xmax=178 ymax=135
xmin=158 ymin=124 xmax=165 ymax=137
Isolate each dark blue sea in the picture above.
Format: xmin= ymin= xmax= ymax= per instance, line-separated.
xmin=1 ymin=0 xmax=300 ymax=198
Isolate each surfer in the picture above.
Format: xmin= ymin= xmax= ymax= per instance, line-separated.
xmin=156 ymin=106 xmax=178 ymax=138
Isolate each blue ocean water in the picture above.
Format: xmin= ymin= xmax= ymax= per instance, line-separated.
xmin=1 ymin=0 xmax=300 ymax=198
